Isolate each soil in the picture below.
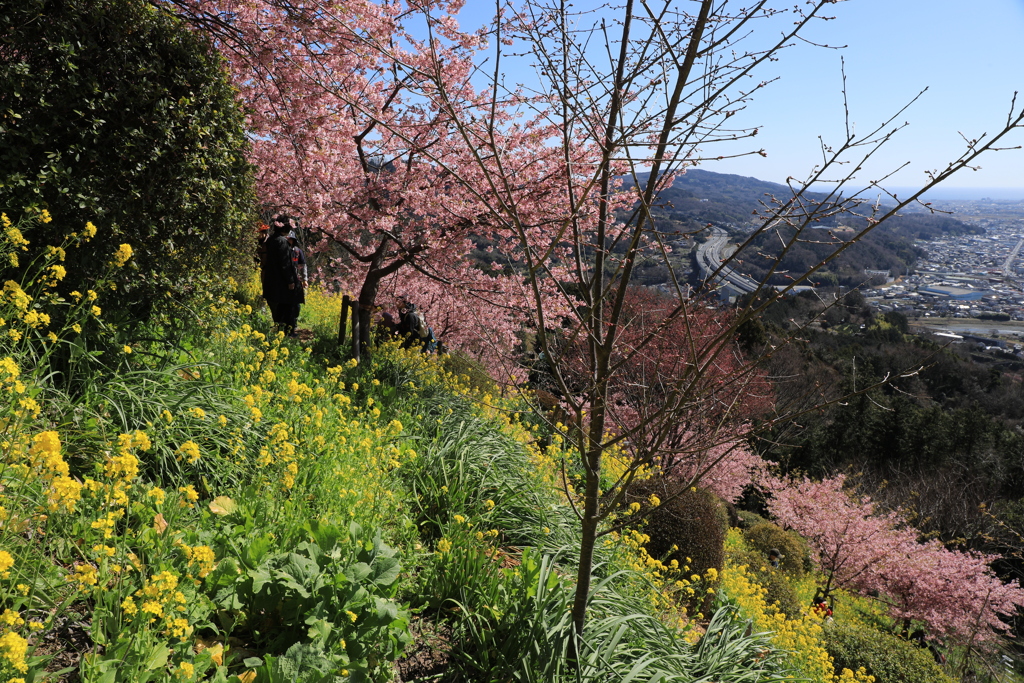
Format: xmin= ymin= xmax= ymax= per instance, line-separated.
xmin=394 ymin=617 xmax=453 ymax=682
xmin=33 ymin=605 xmax=93 ymax=682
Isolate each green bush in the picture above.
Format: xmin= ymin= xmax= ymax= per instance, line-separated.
xmin=727 ymin=548 xmax=803 ymax=619
xmin=823 ymin=622 xmax=955 ymax=683
xmin=627 ymin=478 xmax=728 ymax=579
xmin=736 ymin=509 xmax=768 ymax=529
xmin=743 ymin=521 xmax=810 ymax=576
xmin=0 ymin=0 xmax=256 ymax=318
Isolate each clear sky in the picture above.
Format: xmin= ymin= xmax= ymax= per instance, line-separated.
xmin=454 ymin=1 xmax=1024 ymax=198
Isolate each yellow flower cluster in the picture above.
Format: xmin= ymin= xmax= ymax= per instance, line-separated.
xmin=720 ymin=531 xmax=874 ymax=683
xmin=105 ymin=431 xmax=149 ymax=479
xmin=72 ymin=563 xmax=99 ymax=588
xmin=180 ymin=544 xmax=217 ymax=579
xmin=1 ymin=282 xmax=30 ymax=313
xmin=28 ymin=431 xmax=81 ymax=512
xmin=0 ymin=611 xmax=23 ymax=629
xmin=0 ymin=357 xmax=21 ymax=392
xmin=177 ymin=440 xmax=201 ymax=464
xmin=130 ymin=570 xmax=191 ymax=640
xmin=1 ymin=213 xmax=29 ymax=247
xmin=0 ymin=552 xmax=13 ymax=579
xmin=0 ymin=630 xmax=28 ymax=674
xmin=112 ymin=243 xmax=133 ymax=268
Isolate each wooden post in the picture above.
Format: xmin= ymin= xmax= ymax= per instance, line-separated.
xmin=351 ymin=306 xmax=361 ymax=362
xmin=338 ymin=295 xmax=350 ymax=349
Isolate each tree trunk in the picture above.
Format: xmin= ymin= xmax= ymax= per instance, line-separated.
xmin=571 ymin=465 xmax=602 ymax=634
xmin=338 ymin=295 xmax=351 ymax=349
xmin=571 ymin=363 xmax=612 ymax=639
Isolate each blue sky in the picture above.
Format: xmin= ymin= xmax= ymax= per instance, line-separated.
xmin=454 ymin=1 xmax=1024 ymax=196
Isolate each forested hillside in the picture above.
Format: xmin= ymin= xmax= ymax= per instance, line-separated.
xmin=748 ymin=291 xmax=1024 ymax=626
xmin=628 ymin=169 xmax=981 ymax=288
xmin=637 ymin=169 xmax=980 ymax=238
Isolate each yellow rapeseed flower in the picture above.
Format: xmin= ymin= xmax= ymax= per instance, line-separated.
xmin=0 ymin=548 xmax=13 ymax=577
xmin=2 ymin=281 xmax=30 ymax=311
xmin=72 ymin=563 xmax=98 ymax=587
xmin=177 ymin=441 xmax=201 ymax=464
xmin=120 ymin=596 xmax=138 ymax=616
xmin=23 ymin=307 xmax=51 ymax=326
xmin=0 ymin=631 xmax=29 ymax=673
xmin=178 ymin=485 xmax=199 ymax=504
xmin=0 ymin=609 xmax=24 ymax=627
xmin=147 ymin=486 xmax=166 ymax=506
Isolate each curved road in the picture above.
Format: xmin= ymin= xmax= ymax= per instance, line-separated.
xmin=696 ymin=227 xmax=759 ymax=294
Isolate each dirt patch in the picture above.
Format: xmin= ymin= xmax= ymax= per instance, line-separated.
xmin=394 ymin=617 xmax=453 ymax=682
xmin=33 ymin=605 xmax=93 ymax=682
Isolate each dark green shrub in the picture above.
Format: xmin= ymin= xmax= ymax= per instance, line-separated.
xmin=763 ymin=572 xmax=801 ymax=619
xmin=627 ymin=478 xmax=727 ymax=579
xmin=0 ymin=0 xmax=256 ymax=317
xmin=823 ymin=623 xmax=955 ymax=683
xmin=727 ymin=548 xmax=802 ymax=618
xmin=743 ymin=521 xmax=810 ymax=576
xmin=736 ymin=509 xmax=767 ymax=529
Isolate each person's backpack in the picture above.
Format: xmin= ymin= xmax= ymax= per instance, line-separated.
xmin=412 ymin=311 xmax=430 ymax=339
xmin=403 ymin=311 xmax=428 ymax=339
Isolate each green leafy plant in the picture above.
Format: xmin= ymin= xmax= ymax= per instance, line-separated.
xmin=823 ymin=622 xmax=955 ymax=683
xmin=0 ymin=0 xmax=256 ymax=320
xmin=205 ymin=519 xmax=409 ymax=683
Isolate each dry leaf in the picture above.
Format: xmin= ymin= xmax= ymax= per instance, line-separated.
xmin=208 ymin=496 xmax=237 ymax=515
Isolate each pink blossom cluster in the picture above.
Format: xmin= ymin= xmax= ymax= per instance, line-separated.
xmin=666 ymin=436 xmax=766 ymax=503
xmin=762 ymin=474 xmax=1024 ymax=644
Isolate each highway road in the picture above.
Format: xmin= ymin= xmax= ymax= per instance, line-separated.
xmin=1002 ymin=237 xmax=1024 ymax=274
xmin=695 ymin=227 xmax=759 ymax=294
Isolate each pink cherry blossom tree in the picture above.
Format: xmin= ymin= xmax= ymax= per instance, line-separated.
xmin=157 ymin=0 xmax=562 ymax=358
xmin=763 ymin=473 xmax=1024 ymax=645
xmin=354 ymin=0 xmax=1024 ymax=643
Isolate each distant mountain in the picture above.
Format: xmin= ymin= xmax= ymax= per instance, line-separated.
xmin=627 ymin=169 xmax=981 ymax=239
xmin=625 ymin=169 xmax=806 ymax=229
xmin=623 ymin=169 xmax=981 ymax=288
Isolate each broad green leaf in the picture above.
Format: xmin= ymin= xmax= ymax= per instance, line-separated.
xmin=144 ymin=642 xmax=170 ymax=671
xmin=345 ymin=562 xmax=372 ymax=583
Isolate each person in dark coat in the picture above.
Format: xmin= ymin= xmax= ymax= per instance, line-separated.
xmin=262 ymin=216 xmax=301 ymax=336
xmin=397 ymin=299 xmax=437 ymax=352
xmin=287 ymin=230 xmax=307 ymax=335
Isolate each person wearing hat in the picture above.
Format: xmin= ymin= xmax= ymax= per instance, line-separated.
xmin=262 ymin=215 xmax=301 ymax=336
